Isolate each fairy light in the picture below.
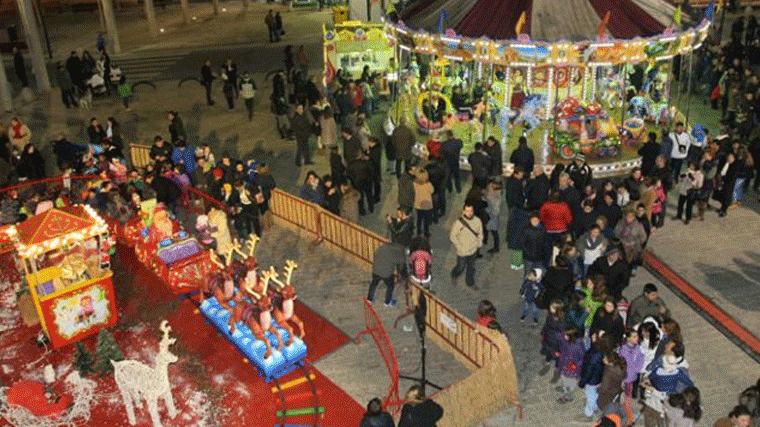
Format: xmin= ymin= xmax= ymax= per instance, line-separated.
xmin=546 ymin=67 xmax=554 ymax=120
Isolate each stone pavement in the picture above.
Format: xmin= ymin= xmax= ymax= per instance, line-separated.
xmin=253 ymin=223 xmax=470 ymax=407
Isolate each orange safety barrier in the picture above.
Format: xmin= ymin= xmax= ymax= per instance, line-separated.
xmin=405 ymin=282 xmax=500 ymax=370
xmin=355 ymin=298 xmax=401 ymax=417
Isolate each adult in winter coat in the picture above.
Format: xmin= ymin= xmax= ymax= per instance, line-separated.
xmin=638 ymin=132 xmax=661 ymax=177
xmin=540 ymin=301 xmax=567 ymax=382
xmin=484 ymin=179 xmax=502 ymax=253
xmin=339 ymin=182 xmax=361 ymax=223
xmin=522 ymin=212 xmax=549 ymax=274
xmin=171 ymin=140 xmax=197 ymax=176
xmin=527 ymin=165 xmax=550 ymax=210
xmin=467 ymin=143 xmax=492 ymax=189
xmin=540 ymin=191 xmax=573 ymax=235
xmin=590 ymin=298 xmax=625 ymax=347
xmin=440 ymin=131 xmax=463 ymax=193
xmin=614 ymin=210 xmax=647 ymax=267
xmin=391 ymin=118 xmax=415 ymax=176
xmin=319 ymin=108 xmax=338 ymax=149
xmin=359 ymin=398 xmax=395 ymax=427
xmin=397 ymin=167 xmax=415 ymax=210
xmin=87 ymin=118 xmax=105 ymax=146
xmin=397 ymin=385 xmax=444 ymax=427
xmin=167 ymin=111 xmax=186 ymax=143
xmin=627 ymin=283 xmax=670 ymax=326
xmin=291 ymin=104 xmax=313 ymax=166
xmin=566 ymin=154 xmax=593 ymax=191
xmin=579 ymin=334 xmax=608 ymax=418
xmin=510 ymin=136 xmax=534 ymax=174
xmin=597 ymin=353 xmax=627 ymax=415
xmin=450 ymin=203 xmax=483 ymax=289
xmin=368 ymin=242 xmax=406 ymax=305
xmin=543 ymin=255 xmax=574 ymax=304
xmin=588 ymin=247 xmax=629 ymax=301
xmin=577 ymin=224 xmax=608 ymax=275
xmin=505 ymin=166 xmax=528 ymax=269
xmin=17 ymin=143 xmax=45 ymax=180
xmin=484 ymin=136 xmax=503 ymax=177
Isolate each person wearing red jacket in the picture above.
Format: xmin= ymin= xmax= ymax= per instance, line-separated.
xmin=540 ymin=190 xmax=573 ymax=237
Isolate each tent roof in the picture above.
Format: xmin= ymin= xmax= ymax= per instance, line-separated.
xmin=17 ymin=206 xmax=96 ymax=246
xmin=401 ymin=0 xmax=690 ymax=42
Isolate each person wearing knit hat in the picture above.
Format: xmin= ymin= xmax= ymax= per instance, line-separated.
xmin=212 ymin=167 xmax=224 ymax=180
xmin=567 ymin=152 xmax=593 ymax=191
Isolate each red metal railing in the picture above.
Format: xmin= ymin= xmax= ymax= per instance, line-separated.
xmin=355 ymin=297 xmax=401 ymax=416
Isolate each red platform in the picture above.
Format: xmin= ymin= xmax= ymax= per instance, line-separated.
xmin=0 ymin=245 xmax=364 ymax=426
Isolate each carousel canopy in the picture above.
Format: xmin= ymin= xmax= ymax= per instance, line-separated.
xmin=400 ymin=0 xmax=694 ymax=42
xmin=8 ymin=205 xmax=109 ymax=258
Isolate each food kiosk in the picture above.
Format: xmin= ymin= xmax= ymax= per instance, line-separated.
xmin=5 ymin=205 xmax=117 ymax=348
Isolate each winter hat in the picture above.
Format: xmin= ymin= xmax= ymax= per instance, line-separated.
xmin=212 ymin=168 xmax=224 ymax=179
xmin=531 ymin=268 xmax=543 ymax=282
xmin=223 ymin=183 xmax=232 ymax=194
xmin=575 ymin=153 xmax=586 ymax=162
xmin=604 ymin=246 xmax=621 ymax=257
xmin=594 ymin=415 xmax=621 ymax=427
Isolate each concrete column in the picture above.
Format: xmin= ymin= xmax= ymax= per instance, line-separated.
xmin=0 ymin=54 xmax=14 ymax=111
xmin=211 ymin=0 xmax=218 ymax=16
xmin=179 ymin=0 xmax=190 ymax=24
xmin=15 ymin=0 xmax=50 ymax=91
xmin=143 ymin=0 xmax=158 ymax=37
xmin=100 ymin=0 xmax=121 ymax=54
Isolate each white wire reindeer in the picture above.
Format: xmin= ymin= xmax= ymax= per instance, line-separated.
xmin=111 ymin=320 xmax=179 ymax=427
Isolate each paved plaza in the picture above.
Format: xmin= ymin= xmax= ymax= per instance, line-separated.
xmin=1 ymin=4 xmax=760 ymax=425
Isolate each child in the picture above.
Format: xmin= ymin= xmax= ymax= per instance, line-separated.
xmin=619 ymin=329 xmax=644 ymax=425
xmin=476 ymin=299 xmax=497 ymax=327
xmin=557 ymin=327 xmax=585 ymax=403
xmin=650 ymin=179 xmax=667 ymax=230
xmin=565 ymin=290 xmax=588 ymax=337
xmin=520 ymin=268 xmax=542 ymax=325
xmin=409 ymin=235 xmax=432 ymax=290
xmin=579 ymin=333 xmax=609 ymax=421
xmin=540 ymin=300 xmax=567 ymax=384
xmin=117 ymin=75 xmax=132 ymax=110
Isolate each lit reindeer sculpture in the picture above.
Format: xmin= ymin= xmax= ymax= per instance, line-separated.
xmin=268 ymin=260 xmax=305 ymax=345
xmin=112 ymin=320 xmax=178 ymax=427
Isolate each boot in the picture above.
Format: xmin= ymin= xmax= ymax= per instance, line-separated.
xmin=550 ymin=367 xmax=561 ymax=384
xmin=697 ymin=201 xmax=705 ymax=221
xmin=538 ymin=361 xmax=551 ymax=376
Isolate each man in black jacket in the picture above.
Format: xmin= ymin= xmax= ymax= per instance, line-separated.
xmin=398 ymin=385 xmax=444 ymax=427
xmin=200 ymin=60 xmax=216 ymax=106
xmin=484 ymin=136 xmax=503 ymax=177
xmin=425 ymin=156 xmax=447 ymax=222
xmin=329 ymin=146 xmax=346 ymax=186
xmin=145 ymin=173 xmax=182 ymax=214
xmin=566 ymin=153 xmax=593 ymax=191
xmin=638 ymin=132 xmax=661 ymax=176
xmin=347 ymin=155 xmax=374 ymax=215
xmin=386 ymin=206 xmax=413 ymax=247
xmin=440 ymin=130 xmax=463 ymax=193
xmin=342 ymin=127 xmax=362 ymax=165
xmin=367 ymin=137 xmax=383 ymax=204
xmin=510 ymin=136 xmax=534 ymax=174
xmin=522 ymin=212 xmax=548 ymax=277
xmin=526 ymin=165 xmax=550 ymax=211
xmin=467 ymin=142 xmax=492 ymax=189
xmin=291 ymin=104 xmax=313 ymax=166
xmin=588 ymin=246 xmax=630 ymax=301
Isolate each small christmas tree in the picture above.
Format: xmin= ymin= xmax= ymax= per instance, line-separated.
xmin=95 ymin=329 xmax=124 ymax=375
xmin=73 ymin=342 xmax=94 ymax=377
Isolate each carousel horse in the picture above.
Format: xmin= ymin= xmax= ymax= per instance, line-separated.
xmin=514 ymin=94 xmax=546 ymax=131
xmin=267 ymin=261 xmax=305 ymax=346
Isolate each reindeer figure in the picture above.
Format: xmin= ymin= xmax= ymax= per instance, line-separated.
xmin=201 ymin=249 xmax=237 ymax=310
xmin=237 ymin=270 xmax=285 ymax=360
xmin=112 ymin=321 xmax=178 ymax=427
xmin=268 ymin=261 xmax=305 ymax=344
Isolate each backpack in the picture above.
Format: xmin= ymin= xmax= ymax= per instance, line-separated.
xmin=410 ymin=249 xmax=431 ymax=285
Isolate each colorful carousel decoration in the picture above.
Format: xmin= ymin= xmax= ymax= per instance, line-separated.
xmin=384 ymin=0 xmax=712 ymax=176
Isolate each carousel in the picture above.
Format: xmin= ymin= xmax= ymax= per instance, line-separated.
xmin=380 ymin=0 xmax=711 ymax=176
xmin=4 ymin=205 xmax=117 ymax=348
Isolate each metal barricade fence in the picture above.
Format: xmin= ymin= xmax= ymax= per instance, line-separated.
xmin=355 ymin=298 xmax=401 ymax=417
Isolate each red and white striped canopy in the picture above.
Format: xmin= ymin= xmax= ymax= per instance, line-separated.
xmin=401 ymin=0 xmax=694 ymax=42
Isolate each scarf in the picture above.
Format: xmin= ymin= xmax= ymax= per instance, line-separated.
xmin=12 ymin=123 xmax=23 ymax=139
